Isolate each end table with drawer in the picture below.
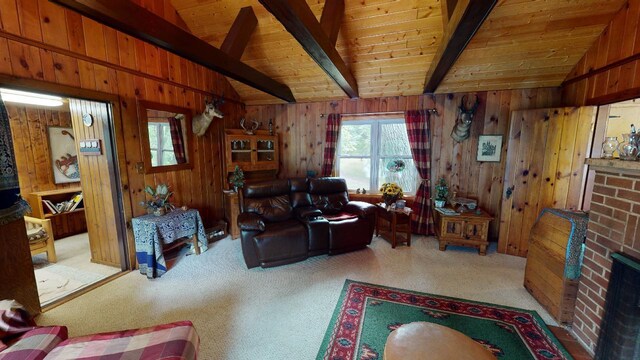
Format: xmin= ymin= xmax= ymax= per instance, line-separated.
xmin=433 ymin=207 xmax=492 ymax=255
xmin=375 ymin=204 xmax=412 ymax=248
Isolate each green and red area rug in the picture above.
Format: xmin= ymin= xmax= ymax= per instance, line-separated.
xmin=317 ymin=280 xmax=573 ymax=360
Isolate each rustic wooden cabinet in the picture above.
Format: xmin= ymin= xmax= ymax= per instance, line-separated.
xmin=433 ymin=207 xmax=492 ymax=255
xmin=224 ymin=130 xmax=279 ymax=172
xmin=29 ymin=188 xmax=87 ymax=239
xmin=223 ymin=130 xmax=279 ymax=240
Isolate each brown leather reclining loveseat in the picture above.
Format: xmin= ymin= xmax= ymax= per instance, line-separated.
xmin=237 ymin=177 xmax=376 ymax=269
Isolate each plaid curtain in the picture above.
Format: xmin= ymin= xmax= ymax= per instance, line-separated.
xmin=168 ymin=116 xmax=186 ymax=164
xmin=0 ymin=99 xmax=31 ymax=225
xmin=405 ymin=110 xmax=434 ymax=235
xmin=320 ymin=113 xmax=341 ymax=177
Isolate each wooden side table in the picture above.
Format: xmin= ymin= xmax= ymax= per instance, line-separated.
xmin=433 ymin=206 xmax=492 ymax=255
xmin=376 ymin=204 xmax=412 ymax=248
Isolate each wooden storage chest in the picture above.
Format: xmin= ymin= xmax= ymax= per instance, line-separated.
xmin=524 ymin=209 xmax=588 ymax=324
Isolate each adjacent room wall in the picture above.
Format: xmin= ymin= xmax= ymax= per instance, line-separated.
xmin=562 ymin=0 xmax=640 ymax=106
xmin=6 ymin=103 xmax=77 ymax=200
xmin=246 ymin=88 xmax=561 ymax=240
xmin=0 ymin=0 xmax=244 ymax=266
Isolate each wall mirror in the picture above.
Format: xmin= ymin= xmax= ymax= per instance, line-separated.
xmin=138 ymin=100 xmax=194 ymax=173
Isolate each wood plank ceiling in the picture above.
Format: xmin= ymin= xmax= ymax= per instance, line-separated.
xmin=171 ymin=0 xmax=626 ymax=105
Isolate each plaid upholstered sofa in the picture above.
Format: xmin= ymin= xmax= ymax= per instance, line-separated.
xmin=0 ymin=300 xmax=199 ymax=360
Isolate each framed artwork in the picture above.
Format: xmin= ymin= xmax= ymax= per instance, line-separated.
xmin=477 ymin=135 xmax=503 ymax=162
xmin=48 ymin=126 xmax=80 ymax=184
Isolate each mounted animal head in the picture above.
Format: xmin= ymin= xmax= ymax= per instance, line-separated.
xmin=451 ymin=95 xmax=480 ymax=142
xmin=240 ymin=118 xmax=260 ymax=135
xmin=192 ymin=97 xmax=224 ymax=137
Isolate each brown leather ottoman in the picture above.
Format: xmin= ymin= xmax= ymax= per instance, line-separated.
xmin=384 ymin=322 xmax=495 ymax=360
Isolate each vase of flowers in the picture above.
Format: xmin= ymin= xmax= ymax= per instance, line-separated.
xmin=380 ymin=182 xmax=403 ymax=206
xmin=434 ymin=177 xmax=449 ymax=208
xmin=139 ymin=183 xmax=175 ymax=216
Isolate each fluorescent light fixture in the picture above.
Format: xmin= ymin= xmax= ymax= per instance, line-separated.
xmin=0 ymin=88 xmax=64 ymax=107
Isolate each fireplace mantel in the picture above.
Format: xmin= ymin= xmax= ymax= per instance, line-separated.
xmin=586 ymin=158 xmax=640 ymax=175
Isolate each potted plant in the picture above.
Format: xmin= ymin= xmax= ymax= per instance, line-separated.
xmin=379 ymin=182 xmax=403 ymax=206
xmin=434 ymin=177 xmax=449 ymax=208
xmin=229 ymin=165 xmax=245 ymax=192
xmin=139 ymin=183 xmax=175 ymax=216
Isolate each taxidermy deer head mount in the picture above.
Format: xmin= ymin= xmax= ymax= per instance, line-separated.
xmin=192 ymin=96 xmax=224 ymax=137
xmin=240 ymin=118 xmax=260 ymax=135
xmin=451 ymin=95 xmax=480 ymax=142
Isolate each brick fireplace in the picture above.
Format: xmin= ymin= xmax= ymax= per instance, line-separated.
xmin=573 ymin=160 xmax=640 ymax=353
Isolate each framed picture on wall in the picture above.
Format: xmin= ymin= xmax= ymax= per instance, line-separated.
xmin=47 ymin=126 xmax=80 ymax=184
xmin=477 ymin=135 xmax=503 ymax=162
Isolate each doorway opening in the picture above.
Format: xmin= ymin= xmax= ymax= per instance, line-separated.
xmin=2 ymin=87 xmax=127 ymax=309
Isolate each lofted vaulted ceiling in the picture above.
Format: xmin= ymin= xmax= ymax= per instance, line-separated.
xmin=170 ymin=0 xmax=627 ymax=105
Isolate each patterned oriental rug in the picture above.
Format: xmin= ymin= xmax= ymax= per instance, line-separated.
xmin=317 ymin=280 xmax=573 ymax=360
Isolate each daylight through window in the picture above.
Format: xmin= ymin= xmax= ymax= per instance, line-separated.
xmin=336 ymin=118 xmax=418 ymax=194
xmin=147 ymin=122 xmax=178 ymax=166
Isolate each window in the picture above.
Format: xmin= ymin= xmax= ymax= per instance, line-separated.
xmin=147 ymin=122 xmax=178 ymax=166
xmin=337 ymin=118 xmax=418 ymax=194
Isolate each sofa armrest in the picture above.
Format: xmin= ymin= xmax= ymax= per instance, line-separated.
xmin=344 ymin=201 xmax=376 ymax=218
xmin=237 ymin=212 xmax=266 ymax=232
xmin=294 ymin=206 xmax=323 ymax=221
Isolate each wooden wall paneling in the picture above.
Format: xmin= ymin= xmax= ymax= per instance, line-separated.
xmin=553 ymin=108 xmax=580 ymax=209
xmin=538 ymin=109 xmax=563 ymax=214
xmin=565 ymin=107 xmax=596 ymax=210
xmin=562 ymin=0 xmax=640 ymax=106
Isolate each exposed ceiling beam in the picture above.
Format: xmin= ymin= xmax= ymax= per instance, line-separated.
xmin=259 ymin=0 xmax=358 ymax=98
xmin=50 ymin=0 xmax=295 ymax=103
xmin=424 ymin=0 xmax=497 ymax=93
xmin=221 ymin=7 xmax=258 ymax=60
xmin=320 ymin=0 xmax=344 ymax=46
xmin=440 ymin=0 xmax=458 ymax=29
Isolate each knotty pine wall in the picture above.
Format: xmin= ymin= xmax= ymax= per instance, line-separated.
xmin=562 ymin=0 xmax=640 ymax=106
xmin=246 ymin=88 xmax=561 ymax=240
xmin=0 ymin=0 xmax=245 ymax=267
xmin=6 ymin=103 xmax=78 ymax=199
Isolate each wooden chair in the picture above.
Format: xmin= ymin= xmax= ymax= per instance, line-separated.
xmin=24 ymin=216 xmax=57 ymax=263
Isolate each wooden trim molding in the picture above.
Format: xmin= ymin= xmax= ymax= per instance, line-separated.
xmin=563 ymin=53 xmax=640 ymax=87
xmin=50 ymin=0 xmax=295 ymax=102
xmin=586 ymin=86 xmax=640 ymax=106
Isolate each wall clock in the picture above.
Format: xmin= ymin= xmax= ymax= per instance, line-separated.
xmin=82 ymin=113 xmax=94 ymax=127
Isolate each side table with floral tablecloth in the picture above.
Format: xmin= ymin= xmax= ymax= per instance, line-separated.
xmin=132 ymin=209 xmax=208 ymax=278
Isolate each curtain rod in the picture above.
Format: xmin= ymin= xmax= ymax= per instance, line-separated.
xmin=320 ymin=109 xmax=439 ymax=118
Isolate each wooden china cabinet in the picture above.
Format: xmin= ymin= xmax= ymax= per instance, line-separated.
xmin=223 ymin=129 xmax=279 ymax=239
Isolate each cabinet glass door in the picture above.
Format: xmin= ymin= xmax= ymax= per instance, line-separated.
xmin=256 ymin=138 xmax=275 ymax=163
xmin=230 ymin=138 xmax=252 ymax=163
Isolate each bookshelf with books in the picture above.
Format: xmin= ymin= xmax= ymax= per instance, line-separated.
xmin=29 ymin=188 xmax=87 ymax=239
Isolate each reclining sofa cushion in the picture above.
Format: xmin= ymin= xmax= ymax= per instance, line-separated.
xmin=243 ymin=179 xmax=292 ymax=222
xmin=252 ymin=219 xmax=309 ymax=267
xmin=308 ymin=178 xmax=349 ymax=214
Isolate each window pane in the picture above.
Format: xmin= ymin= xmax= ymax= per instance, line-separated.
xmin=162 ymin=151 xmax=178 ymax=165
xmin=161 ymin=124 xmax=174 ymax=150
xmin=150 ymin=149 xmax=158 ymax=167
xmin=339 ymin=124 xmax=371 ymax=156
xmin=378 ymin=158 xmax=418 ymax=194
xmin=148 ymin=123 xmax=158 ymax=148
xmin=380 ymin=122 xmax=411 ymax=156
xmin=338 ymin=158 xmax=371 ymax=190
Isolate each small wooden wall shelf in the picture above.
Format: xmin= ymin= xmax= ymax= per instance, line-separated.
xmin=29 ymin=188 xmax=87 ymax=239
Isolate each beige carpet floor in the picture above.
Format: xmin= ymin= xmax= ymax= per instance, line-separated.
xmin=38 ymin=235 xmax=555 ymax=359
